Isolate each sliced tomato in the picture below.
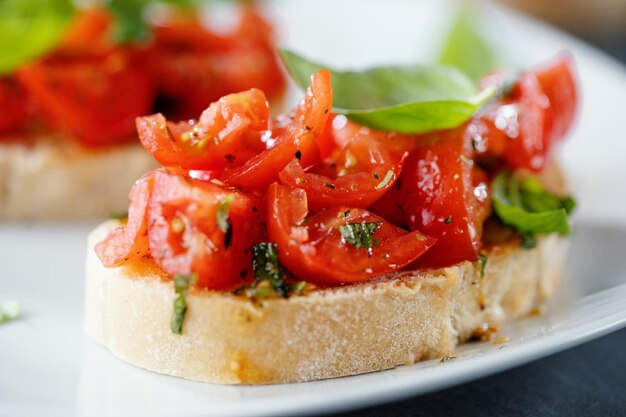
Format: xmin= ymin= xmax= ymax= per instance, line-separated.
xmin=136 ymin=88 xmax=269 ymax=169
xmin=279 ymin=133 xmax=409 ymax=211
xmin=17 ymin=48 xmax=156 ymax=147
xmin=266 ymin=182 xmax=435 ymax=286
xmin=148 ymin=170 xmax=264 ymax=289
xmin=223 ymin=70 xmax=332 ymax=190
xmin=533 ymin=53 xmax=578 ymax=147
xmin=398 ymin=125 xmax=491 ymax=268
xmin=152 ymin=7 xmax=285 ymax=120
xmin=95 ymin=172 xmax=155 ymax=267
xmin=0 ymin=77 xmax=30 ymax=134
xmin=58 ymin=6 xmax=114 ymax=54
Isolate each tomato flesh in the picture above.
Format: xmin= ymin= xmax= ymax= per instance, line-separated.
xmin=137 ymin=88 xmax=269 ymax=169
xmin=223 ymin=70 xmax=332 ymax=190
xmin=279 ymin=133 xmax=409 ymax=211
xmin=148 ymin=170 xmax=264 ymax=289
xmin=95 ymin=172 xmax=155 ymax=267
xmin=398 ymin=125 xmax=491 ymax=267
xmin=266 ymin=183 xmax=436 ymax=286
xmin=0 ymin=77 xmax=30 ymax=134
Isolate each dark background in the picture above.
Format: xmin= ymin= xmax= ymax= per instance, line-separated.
xmin=325 ymin=24 xmax=626 ymax=417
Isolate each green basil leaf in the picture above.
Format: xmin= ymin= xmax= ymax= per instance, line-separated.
xmin=492 ymin=171 xmax=574 ymax=236
xmin=339 ymin=222 xmax=381 ymax=250
xmin=280 ymin=49 xmax=496 ymax=134
xmin=170 ymin=293 xmax=187 ymax=335
xmin=439 ymin=10 xmax=497 ymax=82
xmin=0 ymin=0 xmax=75 ymax=75
xmin=251 ymin=242 xmax=288 ymax=297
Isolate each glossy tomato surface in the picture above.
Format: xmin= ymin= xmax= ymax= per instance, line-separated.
xmin=266 ymin=183 xmax=435 ymax=286
xmin=398 ymin=125 xmax=491 ymax=268
xmin=223 ymin=70 xmax=333 ymax=190
xmin=148 ymin=170 xmax=264 ymax=289
xmin=137 ymin=88 xmax=269 ymax=169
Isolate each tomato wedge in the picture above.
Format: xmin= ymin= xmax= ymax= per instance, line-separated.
xmin=399 ymin=125 xmax=491 ymax=268
xmin=0 ymin=77 xmax=30 ymax=134
xmin=533 ymin=53 xmax=578 ymax=148
xmin=136 ymin=88 xmax=269 ymax=169
xmin=95 ymin=172 xmax=155 ymax=267
xmin=17 ymin=49 xmax=156 ymax=147
xmin=279 ymin=133 xmax=409 ymax=211
xmin=148 ymin=170 xmax=264 ymax=289
xmin=266 ymin=183 xmax=435 ymax=286
xmin=223 ymin=70 xmax=332 ymax=190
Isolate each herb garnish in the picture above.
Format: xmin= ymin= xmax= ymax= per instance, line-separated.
xmin=280 ymin=49 xmax=495 ymax=134
xmin=171 ymin=273 xmax=196 ymax=335
xmin=478 ymin=254 xmax=488 ymax=278
xmin=374 ymin=170 xmax=394 ymax=190
xmin=491 ymin=171 xmax=576 ymax=248
xmin=339 ymin=222 xmax=381 ymax=250
xmin=0 ymin=301 xmax=20 ymax=324
xmin=216 ymin=194 xmax=234 ymax=248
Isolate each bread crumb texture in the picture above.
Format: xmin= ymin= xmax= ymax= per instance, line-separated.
xmin=85 ymin=221 xmax=566 ymax=384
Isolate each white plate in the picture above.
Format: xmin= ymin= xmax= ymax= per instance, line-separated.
xmin=2 ymin=1 xmax=626 ymax=417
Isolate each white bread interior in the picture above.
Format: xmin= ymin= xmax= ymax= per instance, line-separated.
xmin=0 ymin=136 xmax=156 ymax=221
xmin=84 ymin=220 xmax=566 ymax=384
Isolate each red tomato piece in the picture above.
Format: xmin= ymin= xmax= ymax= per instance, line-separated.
xmin=95 ymin=172 xmax=155 ymax=267
xmin=0 ymin=77 xmax=30 ymax=134
xmin=17 ymin=49 xmax=156 ymax=147
xmin=58 ymin=6 xmax=114 ymax=54
xmin=152 ymin=7 xmax=285 ymax=120
xmin=533 ymin=53 xmax=579 ymax=147
xmin=136 ymin=88 xmax=269 ymax=169
xmin=223 ymin=70 xmax=333 ymax=191
xmin=399 ymin=125 xmax=491 ymax=268
xmin=279 ymin=133 xmax=409 ymax=212
xmin=266 ymin=183 xmax=436 ymax=286
xmin=148 ymin=170 xmax=264 ymax=289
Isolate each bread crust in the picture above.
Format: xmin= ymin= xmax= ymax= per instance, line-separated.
xmin=84 ymin=220 xmax=566 ymax=384
xmin=0 ymin=137 xmax=156 ymax=221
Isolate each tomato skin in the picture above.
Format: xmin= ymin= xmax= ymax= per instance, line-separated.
xmin=148 ymin=170 xmax=264 ymax=289
xmin=152 ymin=7 xmax=285 ymax=120
xmin=95 ymin=172 xmax=155 ymax=267
xmin=266 ymin=183 xmax=436 ymax=286
xmin=137 ymin=88 xmax=269 ymax=169
xmin=17 ymin=48 xmax=156 ymax=147
xmin=533 ymin=53 xmax=578 ymax=147
xmin=0 ymin=77 xmax=30 ymax=134
xmin=223 ymin=70 xmax=332 ymax=191
xmin=279 ymin=133 xmax=409 ymax=212
xmin=398 ymin=125 xmax=491 ymax=268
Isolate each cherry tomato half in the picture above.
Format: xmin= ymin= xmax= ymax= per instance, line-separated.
xmin=398 ymin=125 xmax=491 ymax=268
xmin=266 ymin=182 xmax=436 ymax=286
xmin=95 ymin=171 xmax=155 ymax=267
xmin=223 ymin=70 xmax=333 ymax=191
xmin=148 ymin=169 xmax=264 ymax=289
xmin=136 ymin=88 xmax=269 ymax=169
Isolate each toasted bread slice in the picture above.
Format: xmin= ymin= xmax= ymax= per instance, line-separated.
xmin=84 ymin=220 xmax=566 ymax=384
xmin=0 ymin=137 xmax=156 ymax=221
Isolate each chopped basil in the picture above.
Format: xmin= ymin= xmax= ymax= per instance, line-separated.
xmin=108 ymin=211 xmax=128 ymax=220
xmin=0 ymin=0 xmax=75 ymax=75
xmin=0 ymin=300 xmax=20 ymax=324
xmin=440 ymin=355 xmax=458 ymax=363
xmin=444 ymin=216 xmax=452 ymax=224
xmin=216 ymin=194 xmax=234 ymax=233
xmin=478 ymin=254 xmax=488 ymax=278
xmin=280 ymin=49 xmax=495 ymax=134
xmin=252 ymin=242 xmax=288 ymax=297
xmin=374 ymin=170 xmax=394 ymax=190
xmin=339 ymin=222 xmax=381 ymax=250
xmin=491 ymin=171 xmax=575 ymax=247
xmin=170 ymin=273 xmax=196 ymax=335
